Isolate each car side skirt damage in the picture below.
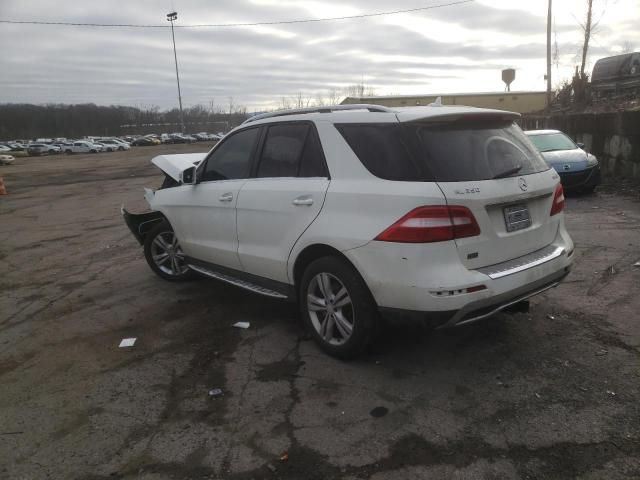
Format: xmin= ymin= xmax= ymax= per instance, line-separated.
xmin=121 ymin=207 xmax=165 ymax=245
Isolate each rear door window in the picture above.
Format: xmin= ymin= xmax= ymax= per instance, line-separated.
xmin=256 ymin=123 xmax=328 ymax=178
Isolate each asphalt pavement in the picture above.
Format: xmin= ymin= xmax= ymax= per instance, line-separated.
xmin=1 ymin=146 xmax=639 ymax=479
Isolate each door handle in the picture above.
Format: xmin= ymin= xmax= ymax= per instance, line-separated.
xmin=219 ymin=192 xmax=233 ymax=202
xmin=293 ymin=196 xmax=314 ymax=206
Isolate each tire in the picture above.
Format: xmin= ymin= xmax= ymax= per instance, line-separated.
xmin=65 ymin=150 xmax=72 ymax=155
xmin=582 ymin=185 xmax=596 ymax=194
xmin=300 ymin=256 xmax=378 ymax=359
xmin=118 ymin=146 xmax=124 ymax=151
xmin=143 ymin=220 xmax=195 ymax=282
xmin=90 ymin=149 xmax=97 ymax=153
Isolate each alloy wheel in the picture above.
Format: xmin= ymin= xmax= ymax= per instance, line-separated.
xmin=307 ymin=272 xmax=354 ymax=345
xmin=150 ymin=231 xmax=188 ymax=276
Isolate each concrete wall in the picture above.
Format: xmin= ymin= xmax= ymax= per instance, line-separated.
xmin=521 ymin=111 xmax=640 ymax=179
xmin=342 ymin=92 xmax=547 ymax=114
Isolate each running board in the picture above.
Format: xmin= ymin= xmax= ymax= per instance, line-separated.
xmin=187 ymin=264 xmax=289 ymax=299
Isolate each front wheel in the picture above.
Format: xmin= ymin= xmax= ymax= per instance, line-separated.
xmin=300 ymin=256 xmax=378 ymax=359
xmin=143 ymin=220 xmax=195 ymax=281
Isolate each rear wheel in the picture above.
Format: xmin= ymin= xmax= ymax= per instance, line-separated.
xmin=300 ymin=256 xmax=378 ymax=359
xmin=143 ymin=220 xmax=195 ymax=282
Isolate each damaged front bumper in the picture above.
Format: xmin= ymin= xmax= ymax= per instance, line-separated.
xmin=121 ymin=206 xmax=164 ymax=245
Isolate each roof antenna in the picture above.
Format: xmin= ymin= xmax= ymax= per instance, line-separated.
xmin=429 ymin=96 xmax=443 ymax=107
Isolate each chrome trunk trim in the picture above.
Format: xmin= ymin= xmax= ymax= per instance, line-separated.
xmin=476 ymin=245 xmax=565 ymax=280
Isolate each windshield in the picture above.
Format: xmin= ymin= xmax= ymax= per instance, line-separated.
xmin=527 ymin=132 xmax=577 ymax=152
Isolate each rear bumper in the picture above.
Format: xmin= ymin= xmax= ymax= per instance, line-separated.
xmin=345 ymin=226 xmax=574 ymax=327
xmin=379 ymin=267 xmax=570 ymax=328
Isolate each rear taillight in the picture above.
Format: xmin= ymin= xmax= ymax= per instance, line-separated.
xmin=375 ymin=206 xmax=480 ymax=243
xmin=550 ymin=183 xmax=565 ymax=216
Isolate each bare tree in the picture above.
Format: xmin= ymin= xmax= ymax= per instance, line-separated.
xmin=228 ymin=96 xmax=235 ymax=115
xmin=621 ymin=41 xmax=634 ymax=53
xmin=344 ymin=82 xmax=376 ymax=99
xmin=327 ymin=87 xmax=341 ymax=105
xmin=279 ymin=97 xmax=292 ymax=110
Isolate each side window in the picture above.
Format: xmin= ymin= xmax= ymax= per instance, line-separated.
xmin=202 ymin=127 xmax=259 ymax=182
xmin=299 ymin=128 xmax=328 ymax=177
xmin=336 ymin=123 xmax=424 ymax=181
xmin=257 ymin=124 xmax=308 ymax=178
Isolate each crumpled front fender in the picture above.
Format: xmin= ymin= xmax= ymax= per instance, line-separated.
xmin=121 ymin=206 xmax=165 ymax=245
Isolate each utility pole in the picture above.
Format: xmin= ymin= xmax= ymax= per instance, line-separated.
xmin=167 ymin=11 xmax=185 ymax=133
xmin=546 ymin=0 xmax=552 ymax=110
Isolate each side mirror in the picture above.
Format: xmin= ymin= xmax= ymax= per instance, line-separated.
xmin=180 ymin=166 xmax=197 ymax=185
xmin=577 ymin=142 xmax=585 ymax=149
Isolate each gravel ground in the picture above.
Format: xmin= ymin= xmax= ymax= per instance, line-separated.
xmin=1 ymin=145 xmax=639 ymax=480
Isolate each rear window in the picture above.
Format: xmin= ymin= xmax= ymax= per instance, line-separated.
xmin=336 ymin=120 xmax=549 ymax=182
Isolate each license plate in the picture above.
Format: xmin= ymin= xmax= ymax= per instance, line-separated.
xmin=503 ymin=204 xmax=531 ymax=232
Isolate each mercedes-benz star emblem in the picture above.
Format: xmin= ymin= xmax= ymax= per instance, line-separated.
xmin=518 ymin=177 xmax=528 ymax=191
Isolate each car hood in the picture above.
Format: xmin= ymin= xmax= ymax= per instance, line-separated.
xmin=540 ymin=148 xmax=589 ymax=172
xmin=540 ymin=148 xmax=587 ymax=164
xmin=151 ymin=153 xmax=206 ymax=181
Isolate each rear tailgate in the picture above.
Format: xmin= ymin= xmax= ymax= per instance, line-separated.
xmin=437 ymin=169 xmax=560 ymax=269
xmin=397 ymin=109 xmax=560 ymax=269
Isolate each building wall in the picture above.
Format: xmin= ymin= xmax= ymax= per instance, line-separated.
xmin=342 ymin=92 xmax=547 ymax=114
xmin=521 ymin=111 xmax=640 ymax=179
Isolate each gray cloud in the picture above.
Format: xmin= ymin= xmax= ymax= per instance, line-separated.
xmin=0 ymin=0 xmax=636 ymax=109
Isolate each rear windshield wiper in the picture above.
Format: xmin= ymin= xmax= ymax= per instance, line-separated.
xmin=492 ymin=165 xmax=522 ymax=179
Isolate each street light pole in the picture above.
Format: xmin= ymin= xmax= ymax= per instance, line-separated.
xmin=546 ymin=0 xmax=552 ymax=111
xmin=167 ymin=11 xmax=185 ymax=133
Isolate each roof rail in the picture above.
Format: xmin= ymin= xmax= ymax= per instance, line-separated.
xmin=242 ymin=104 xmax=394 ymax=124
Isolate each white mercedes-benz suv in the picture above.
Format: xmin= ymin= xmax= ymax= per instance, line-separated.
xmin=123 ymin=104 xmax=573 ymax=358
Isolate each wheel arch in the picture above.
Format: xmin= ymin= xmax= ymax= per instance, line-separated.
xmin=292 ymin=243 xmax=367 ymax=295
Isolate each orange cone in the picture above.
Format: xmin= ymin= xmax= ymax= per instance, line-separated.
xmin=0 ymin=176 xmax=6 ymax=195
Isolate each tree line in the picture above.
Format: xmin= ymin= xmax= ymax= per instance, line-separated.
xmin=0 ymin=103 xmax=250 ymax=140
xmin=0 ymin=84 xmax=374 ymax=140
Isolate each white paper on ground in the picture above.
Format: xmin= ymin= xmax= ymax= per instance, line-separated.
xmin=119 ymin=338 xmax=137 ymax=348
xmin=233 ymin=322 xmax=250 ymax=329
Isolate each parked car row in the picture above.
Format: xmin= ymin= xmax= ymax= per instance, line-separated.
xmin=121 ymin=132 xmax=223 ymax=146
xmin=0 ymin=138 xmax=132 ymax=156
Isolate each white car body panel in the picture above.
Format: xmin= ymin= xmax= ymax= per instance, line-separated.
xmin=152 ymin=180 xmax=246 ymax=270
xmin=237 ymin=177 xmax=330 ymax=283
xmin=436 ymin=168 xmax=561 ymax=269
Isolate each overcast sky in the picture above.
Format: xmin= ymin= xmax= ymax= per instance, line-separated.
xmin=0 ymin=0 xmax=638 ymax=111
